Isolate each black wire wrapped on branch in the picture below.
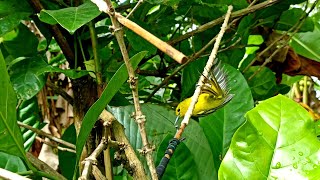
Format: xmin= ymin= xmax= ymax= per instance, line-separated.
xmin=156 ymin=138 xmax=182 ymax=179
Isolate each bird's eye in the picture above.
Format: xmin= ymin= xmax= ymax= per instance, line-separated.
xmin=177 ymin=108 xmax=180 ymax=112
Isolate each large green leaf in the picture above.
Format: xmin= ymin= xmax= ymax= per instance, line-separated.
xmin=199 ymin=64 xmax=254 ymax=171
xmin=8 ymin=55 xmax=89 ymax=100
xmin=74 ymin=51 xmax=148 ymax=177
xmin=17 ymin=97 xmax=42 ymax=151
xmin=110 ymin=104 xmax=216 ymax=179
xmin=219 ymin=95 xmax=320 ymax=179
xmin=39 ymin=1 xmax=101 ymax=34
xmin=290 ymin=30 xmax=320 ymax=62
xmin=0 ymin=49 xmax=26 ymax=161
xmin=0 ymin=152 xmax=27 ymax=172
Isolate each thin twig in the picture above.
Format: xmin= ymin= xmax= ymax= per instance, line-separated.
xmin=88 ymin=21 xmax=103 ymax=93
xmin=126 ymin=0 xmax=144 ymax=18
xmin=46 ymin=81 xmax=74 ymax=105
xmin=243 ymin=0 xmax=318 ymax=73
xmin=145 ymin=33 xmax=219 ymax=102
xmin=247 ymin=44 xmax=285 ymax=80
xmin=168 ymin=0 xmax=281 ymax=45
xmin=17 ymin=121 xmax=76 ymax=150
xmin=36 ymin=137 xmax=76 ymax=153
xmin=246 ymin=0 xmax=318 ymax=79
xmin=303 ymin=76 xmax=308 ymax=104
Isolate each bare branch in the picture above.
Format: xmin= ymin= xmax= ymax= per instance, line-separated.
xmin=126 ymin=0 xmax=144 ymax=18
xmin=168 ymin=0 xmax=281 ymax=45
xmin=17 ymin=122 xmax=75 ymax=150
xmin=26 ymin=152 xmax=67 ymax=180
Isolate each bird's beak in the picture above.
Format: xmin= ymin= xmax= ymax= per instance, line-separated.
xmin=174 ymin=116 xmax=180 ymax=126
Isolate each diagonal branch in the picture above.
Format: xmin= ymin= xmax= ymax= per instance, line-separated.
xmin=17 ymin=121 xmax=75 ymax=150
xmin=168 ymin=0 xmax=281 ymax=45
xmin=156 ymin=6 xmax=233 ymax=178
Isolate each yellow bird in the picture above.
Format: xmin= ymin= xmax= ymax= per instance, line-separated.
xmin=176 ymin=60 xmax=234 ymax=118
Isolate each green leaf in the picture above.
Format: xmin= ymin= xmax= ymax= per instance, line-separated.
xmin=0 ymin=0 xmax=32 ymax=15
xmin=276 ymin=8 xmax=314 ymax=32
xmin=0 ymin=151 xmax=27 ymax=172
xmin=219 ymin=95 xmax=320 ymax=179
xmin=39 ymin=1 xmax=101 ymax=34
xmin=74 ymin=51 xmax=148 ymax=177
xmin=290 ymin=30 xmax=320 ymax=62
xmin=246 ymin=35 xmax=264 ymax=55
xmin=110 ymin=104 xmax=216 ymax=179
xmin=281 ymin=74 xmax=303 ymax=86
xmin=181 ymin=58 xmax=207 ymax=99
xmin=126 ymin=30 xmax=157 ymax=56
xmin=199 ymin=64 xmax=254 ymax=171
xmin=315 ymin=120 xmax=320 ymax=137
xmin=17 ymin=97 xmax=42 ymax=151
xmin=0 ymin=13 xmax=31 ymax=36
xmin=2 ymin=23 xmax=38 ymax=58
xmin=59 ymin=125 xmax=76 ymax=180
xmin=244 ymin=66 xmax=277 ymax=101
xmin=145 ymin=0 xmax=180 ymax=8
xmin=0 ymin=49 xmax=26 ymax=161
xmin=201 ymin=0 xmax=248 ymax=10
xmin=221 ymin=49 xmax=245 ymax=68
xmin=8 ymin=56 xmax=88 ymax=100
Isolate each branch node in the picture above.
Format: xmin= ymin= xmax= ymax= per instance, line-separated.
xmin=82 ymin=157 xmax=98 ymax=165
xmin=135 ymin=114 xmax=146 ymax=124
xmin=109 ymin=26 xmax=122 ymax=34
xmin=138 ymin=144 xmax=155 ymax=155
xmin=127 ymin=76 xmax=138 ymax=87
xmin=103 ymin=120 xmax=112 ymax=127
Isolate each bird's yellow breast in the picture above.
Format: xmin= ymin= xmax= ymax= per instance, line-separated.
xmin=176 ymin=93 xmax=225 ymax=117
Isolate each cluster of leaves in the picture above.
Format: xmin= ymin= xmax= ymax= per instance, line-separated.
xmin=0 ymin=0 xmax=320 ymax=179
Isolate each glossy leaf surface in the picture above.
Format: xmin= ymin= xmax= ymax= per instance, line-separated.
xmin=219 ymin=95 xmax=320 ymax=179
xmin=199 ymin=64 xmax=254 ymax=170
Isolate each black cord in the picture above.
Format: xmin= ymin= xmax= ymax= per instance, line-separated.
xmin=156 ymin=138 xmax=182 ymax=179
